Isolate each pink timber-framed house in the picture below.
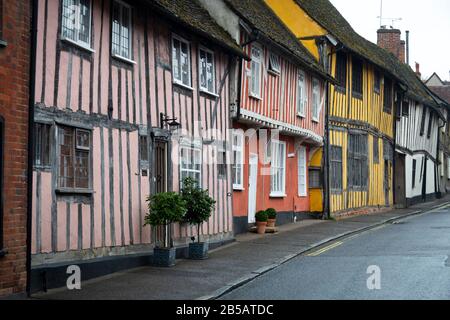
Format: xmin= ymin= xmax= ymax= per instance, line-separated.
xmin=218 ymin=0 xmax=333 ymax=233
xmin=30 ymin=0 xmax=245 ymax=291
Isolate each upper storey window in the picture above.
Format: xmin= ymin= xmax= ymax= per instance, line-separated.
xmin=61 ymin=0 xmax=92 ymax=49
xmin=172 ymin=35 xmax=191 ymax=88
xmin=383 ymin=77 xmax=393 ymax=114
xmin=250 ymin=44 xmax=262 ymax=98
xmin=112 ymin=0 xmax=132 ymax=60
xmin=199 ymin=47 xmax=215 ymax=94
xmin=374 ymin=70 xmax=381 ymax=94
xmin=312 ymin=78 xmax=321 ymax=122
xmin=335 ymin=52 xmax=347 ymax=91
xmin=352 ymin=57 xmax=363 ymax=98
xmin=296 ymin=70 xmax=306 ymax=117
xmin=269 ymin=52 xmax=281 ymax=74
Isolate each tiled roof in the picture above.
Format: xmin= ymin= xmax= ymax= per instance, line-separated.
xmin=428 ymin=86 xmax=450 ymax=105
xmin=295 ymin=0 xmax=440 ymax=108
xmin=149 ymin=0 xmax=246 ymax=58
xmin=225 ymin=0 xmax=331 ymax=80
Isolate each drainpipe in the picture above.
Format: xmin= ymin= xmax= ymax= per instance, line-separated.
xmin=323 ymin=52 xmax=332 ymax=220
xmin=26 ymin=0 xmax=38 ymax=297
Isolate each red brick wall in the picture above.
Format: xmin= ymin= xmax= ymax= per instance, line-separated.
xmin=0 ymin=0 xmax=31 ymax=298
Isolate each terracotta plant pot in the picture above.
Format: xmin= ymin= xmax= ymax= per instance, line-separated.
xmin=256 ymin=221 xmax=267 ymax=234
xmin=267 ymin=219 xmax=276 ymax=228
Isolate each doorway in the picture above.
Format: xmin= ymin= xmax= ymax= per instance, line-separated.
xmin=394 ymin=152 xmax=406 ymax=208
xmin=154 ymin=140 xmax=168 ymax=194
xmin=248 ymin=153 xmax=258 ymax=224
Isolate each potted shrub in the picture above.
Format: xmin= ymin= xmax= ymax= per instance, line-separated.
xmin=144 ymin=192 xmax=186 ymax=267
xmin=181 ymin=177 xmax=216 ymax=260
xmin=266 ymin=208 xmax=277 ymax=228
xmin=255 ymin=210 xmax=269 ymax=234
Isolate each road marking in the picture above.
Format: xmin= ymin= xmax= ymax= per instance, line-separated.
xmin=307 ymin=241 xmax=343 ymax=257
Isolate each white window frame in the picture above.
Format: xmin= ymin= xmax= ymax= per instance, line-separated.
xmin=198 ymin=46 xmax=216 ymax=95
xmin=270 ymin=140 xmax=286 ymax=197
xmin=61 ymin=0 xmax=93 ymax=50
xmin=111 ymin=0 xmax=133 ymax=61
xmin=298 ymin=146 xmax=307 ymax=197
xmin=297 ymin=70 xmax=307 ymax=117
xmin=232 ymin=131 xmax=245 ymax=190
xmin=172 ymin=34 xmax=192 ymax=88
xmin=312 ymin=78 xmax=320 ymax=122
xmin=447 ymin=157 xmax=450 ymax=180
xmin=269 ymin=52 xmax=281 ymax=74
xmin=250 ymin=44 xmax=262 ymax=99
xmin=180 ymin=146 xmax=202 ymax=188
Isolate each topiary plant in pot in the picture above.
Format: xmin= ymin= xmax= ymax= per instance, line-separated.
xmin=266 ymin=208 xmax=277 ymax=228
xmin=181 ymin=177 xmax=216 ymax=260
xmin=255 ymin=210 xmax=269 ymax=234
xmin=144 ymin=192 xmax=186 ymax=267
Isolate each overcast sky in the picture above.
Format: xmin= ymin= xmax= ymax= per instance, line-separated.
xmin=330 ymin=0 xmax=450 ymax=81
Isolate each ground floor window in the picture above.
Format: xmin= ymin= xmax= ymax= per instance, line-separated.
xmin=330 ymin=145 xmax=343 ymax=192
xmin=309 ymin=168 xmax=322 ymax=189
xmin=271 ymin=140 xmax=286 ymax=196
xmin=347 ymin=133 xmax=368 ymax=189
xmin=58 ymin=126 xmax=91 ymax=190
xmin=412 ymin=159 xmax=417 ymax=188
xmin=447 ymin=157 xmax=450 ymax=180
xmin=35 ymin=123 xmax=52 ymax=167
xmin=180 ymin=146 xmax=202 ymax=187
xmin=232 ymin=132 xmax=244 ymax=190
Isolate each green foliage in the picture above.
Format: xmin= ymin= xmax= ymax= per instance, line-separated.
xmin=266 ymin=208 xmax=277 ymax=219
xmin=181 ymin=177 xmax=216 ymax=227
xmin=255 ymin=210 xmax=268 ymax=223
xmin=144 ymin=192 xmax=186 ymax=227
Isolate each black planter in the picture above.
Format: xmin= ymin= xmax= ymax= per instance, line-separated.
xmin=189 ymin=242 xmax=209 ymax=260
xmin=153 ymin=247 xmax=176 ymax=267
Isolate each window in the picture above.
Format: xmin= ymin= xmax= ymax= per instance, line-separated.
xmin=402 ymin=101 xmax=409 ymax=117
xmin=271 ymin=140 xmax=286 ymax=196
xmin=296 ymin=70 xmax=306 ymax=117
xmin=0 ymin=117 xmax=4 ymax=255
xmin=383 ymin=139 xmax=393 ymax=161
xmin=250 ymin=44 xmax=262 ymax=98
xmin=312 ymin=78 xmax=321 ymax=122
xmin=217 ymin=149 xmax=227 ymax=180
xmin=427 ymin=110 xmax=433 ymax=139
xmin=232 ymin=132 xmax=244 ymax=190
xmin=180 ymin=147 xmax=202 ymax=186
xmin=440 ymin=152 xmax=444 ymax=177
xmin=199 ymin=47 xmax=215 ymax=94
xmin=374 ymin=70 xmax=381 ymax=93
xmin=35 ymin=123 xmax=51 ymax=167
xmin=298 ymin=146 xmax=307 ymax=197
xmin=447 ymin=157 xmax=450 ymax=180
xmin=335 ymin=52 xmax=347 ymax=90
xmin=61 ymin=0 xmax=92 ymax=48
xmin=309 ymin=169 xmax=322 ymax=189
xmin=139 ymin=135 xmax=148 ymax=176
xmin=330 ymin=146 xmax=343 ymax=192
xmin=373 ymin=137 xmax=379 ymax=164
xmin=58 ymin=126 xmax=91 ymax=190
xmin=412 ymin=159 xmax=417 ymax=188
xmin=112 ymin=1 xmax=132 ymax=60
xmin=420 ymin=108 xmax=427 ymax=136
xmin=352 ymin=57 xmax=363 ymax=97
xmin=269 ymin=52 xmax=281 ymax=74
xmin=383 ymin=77 xmax=393 ymax=113
xmin=172 ymin=35 xmax=191 ymax=87
xmin=348 ymin=133 xmax=368 ymax=189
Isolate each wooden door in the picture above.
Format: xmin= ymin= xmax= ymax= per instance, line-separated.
xmin=154 ymin=140 xmax=167 ymax=194
xmin=394 ymin=152 xmax=406 ymax=208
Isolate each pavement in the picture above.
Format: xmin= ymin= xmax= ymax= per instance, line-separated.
xmin=32 ymin=195 xmax=450 ymax=300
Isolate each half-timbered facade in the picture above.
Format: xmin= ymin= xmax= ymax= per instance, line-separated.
xmin=266 ymin=0 xmax=408 ymax=217
xmin=212 ymin=0 xmax=331 ymax=232
xmin=31 ymin=0 xmax=244 ymax=288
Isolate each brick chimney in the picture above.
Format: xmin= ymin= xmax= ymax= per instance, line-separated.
xmin=377 ymin=27 xmax=405 ymax=63
xmin=415 ymin=62 xmax=421 ymax=79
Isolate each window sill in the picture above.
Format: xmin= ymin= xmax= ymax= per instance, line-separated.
xmin=268 ymin=70 xmax=280 ymax=77
xmin=173 ymin=81 xmax=194 ymax=92
xmin=270 ymin=193 xmax=287 ymax=198
xmin=297 ymin=113 xmax=306 ymax=119
xmin=61 ymin=37 xmax=95 ymax=53
xmin=249 ymin=93 xmax=262 ymax=101
xmin=0 ymin=249 xmax=6 ymax=258
xmin=56 ymin=188 xmax=94 ymax=195
xmin=0 ymin=39 xmax=7 ymax=48
xmin=233 ymin=186 xmax=245 ymax=191
xmin=374 ymin=89 xmax=380 ymax=95
xmin=352 ymin=92 xmax=363 ymax=100
xmin=199 ymin=89 xmax=220 ymax=98
xmin=112 ymin=54 xmax=136 ymax=65
xmin=335 ymin=86 xmax=346 ymax=94
xmin=312 ymin=118 xmax=320 ymax=123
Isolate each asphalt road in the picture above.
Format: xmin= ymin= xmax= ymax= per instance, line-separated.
xmin=221 ymin=206 xmax=450 ymax=300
